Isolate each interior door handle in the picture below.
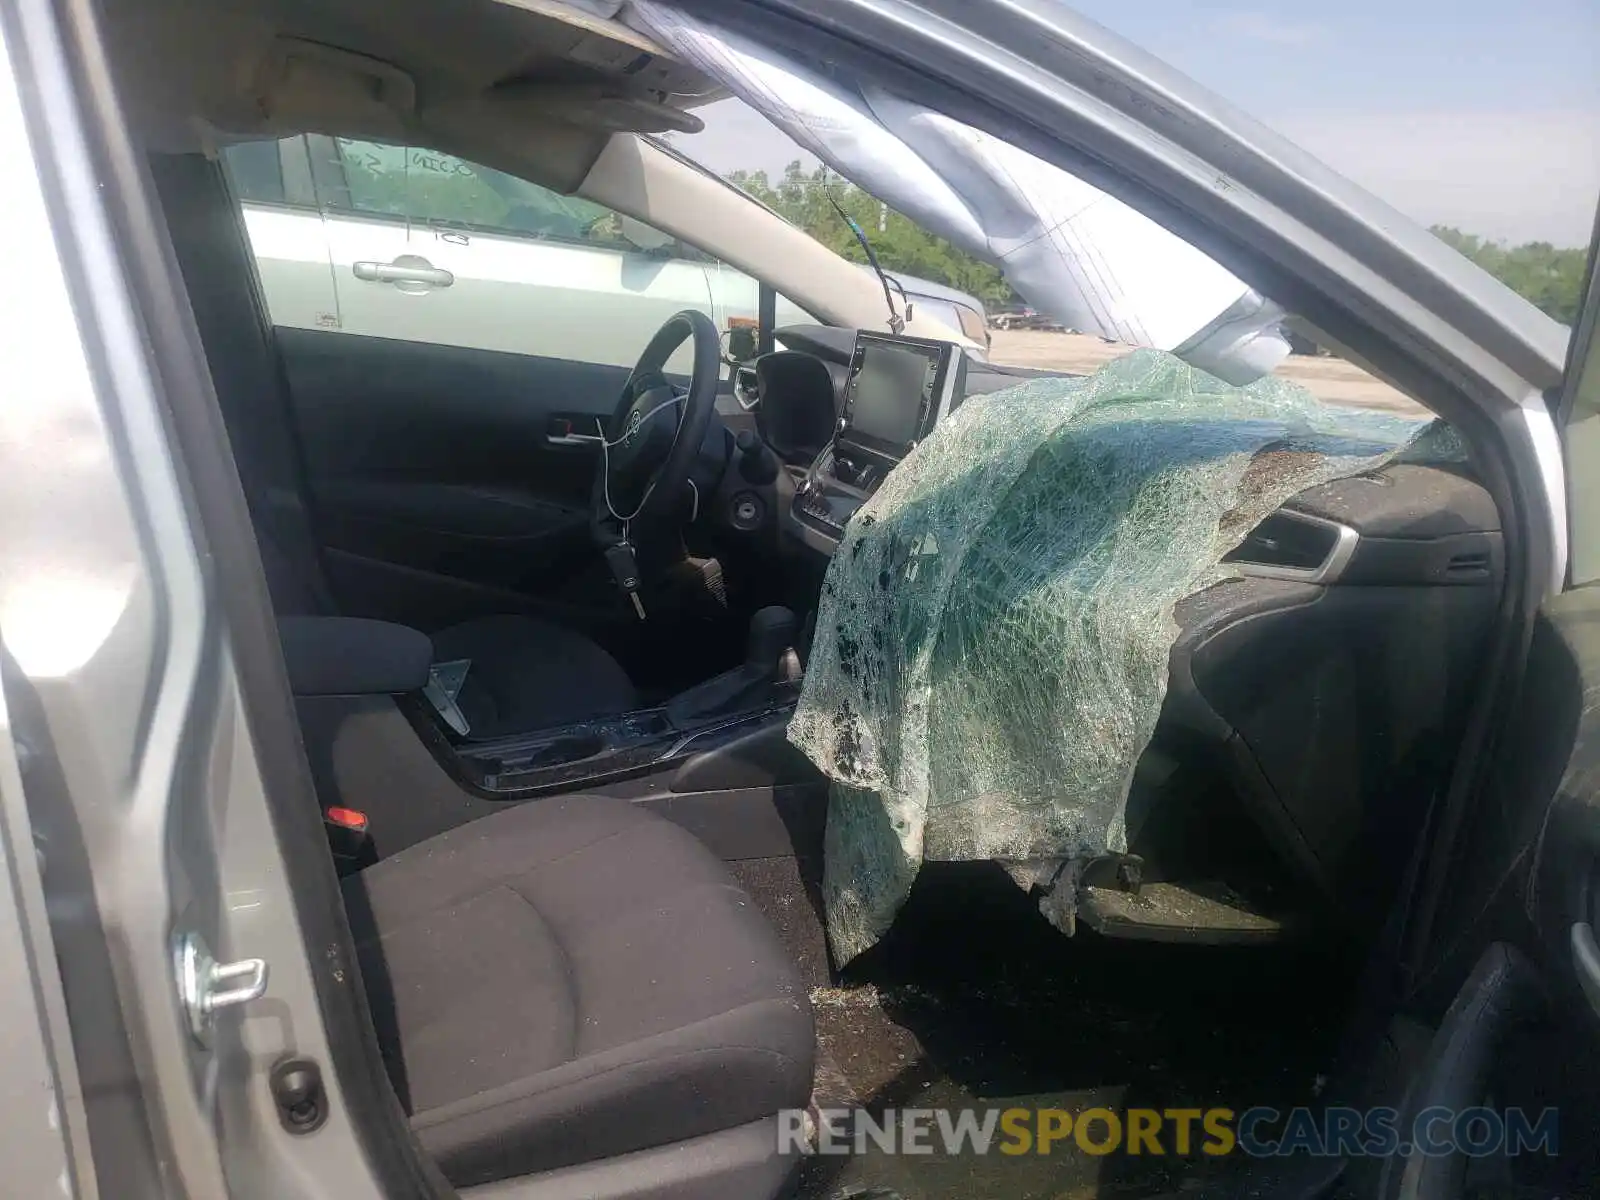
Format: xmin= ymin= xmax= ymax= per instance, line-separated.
xmin=352 ymin=257 xmax=454 ymax=290
xmin=545 ymin=415 xmax=603 ymax=447
xmin=1573 ymin=923 xmax=1600 ymax=1018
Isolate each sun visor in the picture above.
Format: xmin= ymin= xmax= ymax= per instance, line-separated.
xmin=249 ymin=40 xmax=417 ymax=141
xmin=111 ymin=0 xmax=722 ymax=156
xmin=623 ymin=2 xmax=1292 ymax=384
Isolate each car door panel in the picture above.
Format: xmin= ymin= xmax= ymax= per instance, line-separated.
xmin=277 ymin=326 xmax=626 ymax=613
xmin=239 ymin=205 xmax=343 ymax=331
xmin=1366 ymin=588 xmax=1600 ymax=1199
xmin=1527 ymin=595 xmax=1600 ymax=1022
xmin=1366 ymin=220 xmax=1600 ymax=1199
xmin=320 ymin=210 xmax=712 ymax=372
xmin=1417 ymin=589 xmax=1600 ymax=1001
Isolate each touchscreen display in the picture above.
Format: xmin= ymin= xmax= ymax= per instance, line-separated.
xmin=846 ymin=339 xmax=939 ymax=451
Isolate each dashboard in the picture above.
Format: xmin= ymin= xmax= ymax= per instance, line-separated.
xmin=727 ymin=327 xmax=1500 ymax=590
xmin=788 ymin=331 xmax=966 ymax=547
xmin=708 ymin=326 xmax=1505 ymax=934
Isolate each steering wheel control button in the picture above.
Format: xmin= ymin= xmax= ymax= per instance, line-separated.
xmin=730 ymin=493 xmax=765 ymax=531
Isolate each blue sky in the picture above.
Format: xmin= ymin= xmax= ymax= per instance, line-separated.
xmin=684 ymin=1 xmax=1600 ymax=246
xmin=1074 ymin=0 xmax=1598 ymax=116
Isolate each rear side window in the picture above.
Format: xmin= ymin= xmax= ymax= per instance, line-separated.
xmin=323 ymin=138 xmax=667 ymax=252
xmin=217 ymin=134 xmax=818 ymax=369
xmin=217 ymin=135 xmax=721 ymax=371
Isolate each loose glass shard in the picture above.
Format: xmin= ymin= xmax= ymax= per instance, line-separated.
xmin=425 ymin=659 xmax=473 ymax=737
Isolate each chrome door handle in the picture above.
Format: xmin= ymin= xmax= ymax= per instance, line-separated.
xmin=352 ymin=257 xmax=454 ymax=289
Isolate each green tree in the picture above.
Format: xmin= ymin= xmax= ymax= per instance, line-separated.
xmin=727 ymin=165 xmax=1591 ymax=327
xmin=1431 ymin=226 xmax=1588 ymax=324
xmin=726 ymin=161 xmax=1015 ymax=306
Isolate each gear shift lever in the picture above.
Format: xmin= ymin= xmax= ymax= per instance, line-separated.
xmin=666 ymin=606 xmax=800 ymax=722
xmin=746 ymin=606 xmax=798 ymax=677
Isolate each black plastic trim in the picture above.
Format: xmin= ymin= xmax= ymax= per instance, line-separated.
xmin=757 ymin=281 xmax=777 ymax=357
xmin=1376 ymin=942 xmax=1543 ymax=1200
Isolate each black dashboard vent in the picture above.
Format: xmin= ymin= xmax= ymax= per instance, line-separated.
xmin=1444 ymin=550 xmax=1491 ymax=578
xmin=733 ymin=366 xmax=759 ymax=409
xmin=1225 ymin=512 xmax=1340 ymax=570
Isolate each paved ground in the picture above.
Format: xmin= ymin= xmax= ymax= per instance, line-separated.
xmin=988 ymin=330 xmax=1429 ymax=417
xmin=792 ymin=862 xmax=1358 ymax=1200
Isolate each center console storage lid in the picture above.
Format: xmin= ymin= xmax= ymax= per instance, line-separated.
xmin=278 ymin=615 xmax=433 ymax=697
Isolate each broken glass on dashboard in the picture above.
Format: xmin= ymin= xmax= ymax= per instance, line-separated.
xmin=788 ymin=349 xmax=1448 ymax=963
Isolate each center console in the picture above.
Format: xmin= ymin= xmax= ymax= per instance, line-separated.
xmin=790 ymin=331 xmax=966 ymax=552
xmin=295 ymin=603 xmax=822 ymax=863
xmin=422 ymin=691 xmax=802 ymax=796
xmin=415 ymin=606 xmax=806 ymax=798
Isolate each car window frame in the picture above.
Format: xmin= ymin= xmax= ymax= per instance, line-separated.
xmin=1556 ymin=201 xmax=1600 ymax=586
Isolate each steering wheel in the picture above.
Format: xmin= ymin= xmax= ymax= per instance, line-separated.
xmin=590 ymin=309 xmax=721 ymax=544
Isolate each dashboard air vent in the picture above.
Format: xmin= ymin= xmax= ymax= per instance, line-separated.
xmin=1444 ymin=550 xmax=1491 ymax=578
xmin=734 ymin=366 xmax=759 ymax=410
xmin=1225 ymin=512 xmax=1340 ymax=571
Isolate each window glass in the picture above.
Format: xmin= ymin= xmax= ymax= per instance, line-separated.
xmin=220 ymin=133 xmax=820 ymax=368
xmin=222 ymin=140 xmax=286 ymax=204
xmin=332 ymin=139 xmax=656 ymax=250
xmin=223 ymin=136 xmax=733 ymax=370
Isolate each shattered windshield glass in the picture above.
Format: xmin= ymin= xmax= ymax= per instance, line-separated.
xmin=788 ymin=350 xmax=1455 ymax=963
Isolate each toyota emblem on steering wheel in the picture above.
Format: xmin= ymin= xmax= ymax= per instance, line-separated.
xmin=623 ymin=408 xmax=643 ymax=447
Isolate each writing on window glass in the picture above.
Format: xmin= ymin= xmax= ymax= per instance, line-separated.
xmin=334 ymin=139 xmax=644 ymax=248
